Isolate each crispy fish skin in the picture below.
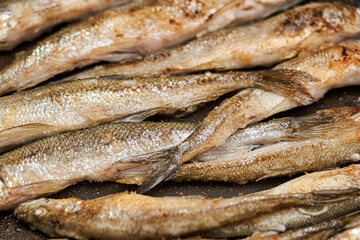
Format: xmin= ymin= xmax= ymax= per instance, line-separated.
xmin=267 ymin=164 xmax=360 ymax=195
xmin=195 ymin=165 xmax=360 ymax=239
xmin=246 ymin=213 xmax=360 ymax=240
xmin=199 ymin=197 xmax=360 ymax=238
xmin=0 ymin=71 xmax=249 ymax=152
xmin=137 ymin=40 xmax=360 ymax=193
xmin=0 ymin=0 xmax=301 ymax=95
xmin=0 ymin=0 xmax=129 ymax=51
xmin=192 ymin=107 xmax=360 ymax=161
xmin=330 ymin=224 xmax=360 ymax=240
xmin=0 ymin=121 xmax=198 ymax=210
xmin=71 ymin=2 xmax=360 ymax=79
xmin=13 ymin=191 xmax=352 ymax=240
xmin=170 ymin=107 xmax=360 ymax=184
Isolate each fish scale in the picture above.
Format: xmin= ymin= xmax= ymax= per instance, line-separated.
xmin=0 ymin=121 xmax=198 ymax=210
xmin=70 ymin=2 xmax=360 ymax=80
xmin=0 ymin=0 xmax=130 ymax=51
xmin=0 ymin=0 xmax=300 ymax=95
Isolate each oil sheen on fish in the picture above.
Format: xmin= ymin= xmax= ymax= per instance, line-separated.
xmin=137 ymin=40 xmax=360 ymax=193
xmin=169 ymin=107 xmax=360 ymax=184
xmin=13 ymin=190 xmax=355 ymax=240
xmin=70 ymin=2 xmax=360 ymax=80
xmin=0 ymin=121 xmax=199 ymax=210
xmin=198 ymin=195 xmax=360 ymax=238
xmin=329 ymin=217 xmax=360 ymax=240
xmin=190 ymin=165 xmax=360 ymax=239
xmin=0 ymin=0 xmax=129 ymax=51
xmin=0 ymin=71 xmax=252 ymax=152
xmin=246 ymin=212 xmax=360 ymax=240
xmin=0 ymin=0 xmax=301 ymax=95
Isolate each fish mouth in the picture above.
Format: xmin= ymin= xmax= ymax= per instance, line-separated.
xmin=351 ymin=111 xmax=360 ymax=122
xmin=14 ymin=199 xmax=49 ymax=224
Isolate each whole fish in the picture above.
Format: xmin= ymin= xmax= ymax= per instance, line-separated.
xmin=70 ymin=2 xmax=360 ymax=80
xmin=137 ymin=40 xmax=360 ymax=193
xmin=0 ymin=121 xmax=198 ymax=210
xmin=3 ymin=107 xmax=359 ymax=211
xmin=170 ymin=107 xmax=360 ymax=184
xmin=0 ymin=0 xmax=301 ymax=95
xmin=246 ymin=212 xmax=360 ymax=240
xmin=0 ymin=71 xmax=253 ymax=152
xmin=0 ymin=0 xmax=129 ymax=51
xmin=13 ymin=190 xmax=355 ymax=240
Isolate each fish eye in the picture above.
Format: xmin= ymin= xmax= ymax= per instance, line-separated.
xmin=32 ymin=207 xmax=48 ymax=219
xmin=323 ymin=9 xmax=341 ymax=20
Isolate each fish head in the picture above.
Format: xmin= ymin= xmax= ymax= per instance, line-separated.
xmin=320 ymin=3 xmax=360 ymax=37
xmin=14 ymin=198 xmax=65 ymax=237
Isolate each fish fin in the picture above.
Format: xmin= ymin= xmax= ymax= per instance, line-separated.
xmin=1 ymin=180 xmax=71 ymax=210
xmin=104 ymin=162 xmax=151 ymax=185
xmin=112 ymin=109 xmax=161 ymax=123
xmin=158 ymin=104 xmax=205 ymax=118
xmin=137 ymin=162 xmax=178 ymax=193
xmin=137 ymin=149 xmax=179 ymax=193
xmin=310 ymin=189 xmax=360 ymax=203
xmin=90 ymin=49 xmax=143 ymax=62
xmin=0 ymin=124 xmax=57 ymax=152
xmin=267 ymin=107 xmax=360 ymax=142
xmin=255 ymin=69 xmax=316 ymax=105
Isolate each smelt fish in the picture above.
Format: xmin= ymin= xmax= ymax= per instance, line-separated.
xmin=0 ymin=71 xmax=249 ymax=152
xmin=0 ymin=122 xmax=197 ymax=210
xmin=137 ymin=40 xmax=360 ymax=193
xmin=170 ymin=107 xmax=360 ymax=184
xmin=246 ymin=212 xmax=360 ymax=240
xmin=192 ymin=165 xmax=360 ymax=238
xmin=14 ymin=190 xmax=355 ymax=239
xmin=0 ymin=0 xmax=129 ymax=51
xmin=71 ymin=2 xmax=360 ymax=79
xmin=0 ymin=0 xmax=301 ymax=94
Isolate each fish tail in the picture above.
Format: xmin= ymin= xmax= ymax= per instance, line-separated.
xmin=137 ymin=149 xmax=179 ymax=193
xmin=255 ymin=69 xmax=316 ymax=105
xmin=350 ymin=109 xmax=360 ymax=122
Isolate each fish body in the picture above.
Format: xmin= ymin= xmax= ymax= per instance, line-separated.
xmin=0 ymin=0 xmax=301 ymax=95
xmin=0 ymin=121 xmax=197 ymax=210
xmin=13 ymin=191 xmax=352 ymax=240
xmin=0 ymin=0 xmax=128 ymax=51
xmin=13 ymin=164 xmax=360 ymax=239
xmin=137 ymin=40 xmax=360 ymax=192
xmin=0 ymin=71 xmax=247 ymax=152
xmin=247 ymin=212 xmax=360 ymax=240
xmin=170 ymin=107 xmax=360 ymax=184
xmin=71 ymin=2 xmax=360 ymax=79
xmin=330 ymin=225 xmax=360 ymax=240
xmin=193 ymin=165 xmax=360 ymax=238
xmin=200 ymin=196 xmax=360 ymax=238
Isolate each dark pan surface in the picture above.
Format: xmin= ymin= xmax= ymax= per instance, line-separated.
xmin=1 ymin=0 xmax=360 ymax=239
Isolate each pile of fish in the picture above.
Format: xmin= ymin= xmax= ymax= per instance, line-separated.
xmin=1 ymin=0 xmax=360 ymax=239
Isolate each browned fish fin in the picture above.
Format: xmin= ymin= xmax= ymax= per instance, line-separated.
xmin=113 ymin=109 xmax=162 ymax=122
xmin=254 ymin=69 xmax=317 ymax=105
xmin=277 ymin=107 xmax=360 ymax=141
xmin=137 ymin=149 xmax=179 ymax=193
xmin=1 ymin=180 xmax=71 ymax=210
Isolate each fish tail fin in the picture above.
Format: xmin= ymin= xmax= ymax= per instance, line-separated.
xmin=137 ymin=149 xmax=179 ymax=193
xmin=255 ymin=69 xmax=316 ymax=105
